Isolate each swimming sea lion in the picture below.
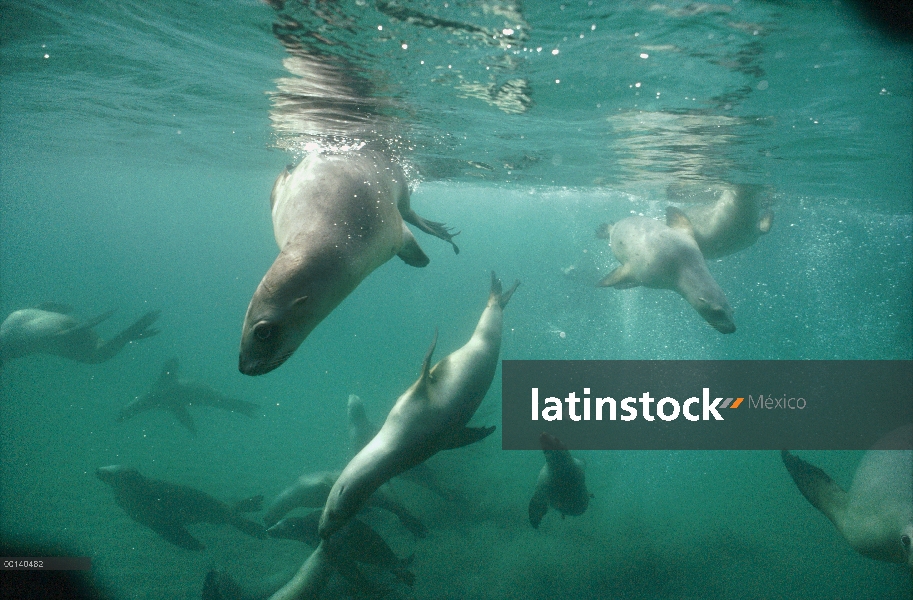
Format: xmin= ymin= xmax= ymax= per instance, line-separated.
xmin=596 ymin=216 xmax=735 ymax=333
xmin=348 ymin=394 xmax=467 ymax=503
xmin=96 ymin=465 xmax=266 ymax=551
xmin=0 ymin=304 xmax=160 ymax=366
xmin=262 ymin=470 xmax=426 ymax=538
xmin=239 ymin=150 xmax=458 ymax=376
xmin=320 ymin=272 xmax=518 ymax=539
xmin=528 ymin=432 xmax=592 ymax=528
xmin=268 ymin=512 xmax=415 ymax=586
xmin=116 ymin=358 xmax=259 ymax=435
xmin=782 ymin=425 xmax=913 ymax=569
xmin=666 ymin=183 xmax=773 ymax=259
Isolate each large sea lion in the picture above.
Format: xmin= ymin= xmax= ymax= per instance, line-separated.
xmin=116 ymin=358 xmax=259 ymax=435
xmin=268 ymin=511 xmax=415 ymax=587
xmin=782 ymin=425 xmax=913 ymax=569
xmin=348 ymin=394 xmax=467 ymax=503
xmin=320 ymin=272 xmax=518 ymax=539
xmin=239 ymin=150 xmax=458 ymax=376
xmin=0 ymin=304 xmax=160 ymax=366
xmin=262 ymin=470 xmax=426 ymax=538
xmin=528 ymin=433 xmax=591 ymax=528
xmin=666 ymin=183 xmax=773 ymax=259
xmin=96 ymin=465 xmax=266 ymax=551
xmin=596 ymin=216 xmax=735 ymax=333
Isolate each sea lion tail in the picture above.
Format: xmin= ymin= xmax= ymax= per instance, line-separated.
xmin=490 ymin=271 xmax=520 ymax=309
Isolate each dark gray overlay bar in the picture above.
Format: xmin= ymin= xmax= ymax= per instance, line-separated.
xmin=502 ymin=360 xmax=913 ymax=450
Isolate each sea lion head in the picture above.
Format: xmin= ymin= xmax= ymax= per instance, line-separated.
xmin=238 ymin=255 xmax=323 ymax=376
xmin=95 ymin=465 xmax=143 ymax=487
xmin=693 ymin=295 xmax=736 ymax=334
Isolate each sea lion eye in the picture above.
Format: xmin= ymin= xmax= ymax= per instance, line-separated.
xmin=254 ymin=323 xmax=274 ymax=341
xmin=902 ymin=534 xmax=911 ymax=548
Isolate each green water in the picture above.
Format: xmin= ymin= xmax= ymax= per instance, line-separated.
xmin=1 ymin=1 xmax=911 ymax=598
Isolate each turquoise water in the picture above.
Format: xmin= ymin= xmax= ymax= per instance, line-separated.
xmin=1 ymin=1 xmax=911 ymax=598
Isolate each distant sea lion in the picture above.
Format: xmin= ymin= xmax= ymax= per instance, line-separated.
xmin=782 ymin=425 xmax=913 ymax=569
xmin=596 ymin=216 xmax=735 ymax=333
xmin=239 ymin=150 xmax=458 ymax=376
xmin=268 ymin=512 xmax=415 ymax=587
xmin=116 ymin=358 xmax=259 ymax=435
xmin=0 ymin=304 xmax=160 ymax=366
xmin=666 ymin=183 xmax=773 ymax=259
xmin=528 ymin=433 xmax=591 ymax=528
xmin=320 ymin=272 xmax=518 ymax=539
xmin=348 ymin=394 xmax=467 ymax=503
xmin=262 ymin=470 xmax=426 ymax=538
xmin=96 ymin=465 xmax=266 ymax=551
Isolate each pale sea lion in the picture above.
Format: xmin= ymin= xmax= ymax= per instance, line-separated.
xmin=116 ymin=358 xmax=259 ymax=435
xmin=348 ymin=394 xmax=467 ymax=503
xmin=596 ymin=216 xmax=735 ymax=333
xmin=96 ymin=465 xmax=266 ymax=551
xmin=268 ymin=511 xmax=415 ymax=586
xmin=0 ymin=304 xmax=160 ymax=366
xmin=320 ymin=272 xmax=518 ymax=539
xmin=239 ymin=150 xmax=458 ymax=376
xmin=666 ymin=183 xmax=773 ymax=259
xmin=528 ymin=433 xmax=592 ymax=528
xmin=782 ymin=425 xmax=913 ymax=569
xmin=262 ymin=470 xmax=426 ymax=538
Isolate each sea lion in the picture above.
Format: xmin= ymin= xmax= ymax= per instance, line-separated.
xmin=666 ymin=183 xmax=773 ymax=259
xmin=116 ymin=358 xmax=259 ymax=435
xmin=596 ymin=216 xmax=735 ymax=333
xmin=0 ymin=304 xmax=160 ymax=366
xmin=268 ymin=512 xmax=415 ymax=586
xmin=320 ymin=272 xmax=518 ymax=539
xmin=262 ymin=470 xmax=426 ymax=538
xmin=348 ymin=394 xmax=467 ymax=503
xmin=239 ymin=149 xmax=458 ymax=376
xmin=528 ymin=433 xmax=592 ymax=528
xmin=96 ymin=465 xmax=266 ymax=551
xmin=782 ymin=425 xmax=913 ymax=569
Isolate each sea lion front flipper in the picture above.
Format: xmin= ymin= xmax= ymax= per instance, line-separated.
xmin=170 ymin=405 xmax=197 ymax=435
xmin=758 ymin=210 xmax=774 ymax=234
xmin=528 ymin=483 xmax=549 ymax=529
xmin=34 ymin=302 xmax=74 ymax=314
xmin=781 ymin=450 xmax=849 ymax=528
xmin=396 ymin=224 xmax=431 ymax=268
xmin=665 ymin=206 xmax=696 ymax=238
xmin=440 ymin=425 xmax=496 ymax=450
xmin=596 ymin=264 xmax=638 ymax=289
xmin=155 ymin=522 xmax=205 ymax=551
xmin=398 ymin=205 xmax=460 ymax=254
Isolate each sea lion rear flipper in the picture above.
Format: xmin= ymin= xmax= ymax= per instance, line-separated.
xmin=34 ymin=302 xmax=74 ymax=314
xmin=781 ymin=450 xmax=849 ymax=527
xmin=156 ymin=522 xmax=205 ymax=551
xmin=397 ymin=224 xmax=431 ymax=268
xmin=528 ymin=485 xmax=549 ymax=529
xmin=170 ymin=405 xmax=197 ymax=435
xmin=440 ymin=425 xmax=496 ymax=450
xmin=758 ymin=210 xmax=774 ymax=234
xmin=490 ymin=271 xmax=521 ymax=309
xmin=665 ymin=206 xmax=696 ymax=238
xmin=596 ymin=264 xmax=638 ymax=289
